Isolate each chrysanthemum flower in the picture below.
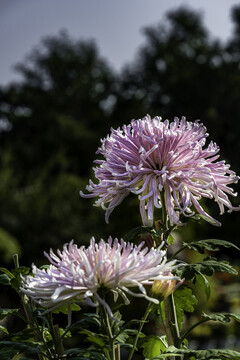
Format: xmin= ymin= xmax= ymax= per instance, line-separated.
xmin=20 ymin=238 xmax=179 ymax=317
xmin=80 ymin=115 xmax=239 ymax=226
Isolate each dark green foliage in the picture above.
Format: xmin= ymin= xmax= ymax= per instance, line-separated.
xmin=183 ymin=239 xmax=240 ymax=254
xmin=11 ymin=266 xmax=31 ymax=290
xmin=78 ymin=329 xmax=109 ymax=352
xmin=202 ymin=312 xmax=240 ymax=324
xmin=0 ymin=308 xmax=19 ymax=321
xmin=0 ymin=341 xmax=43 ymax=359
xmin=0 ymin=31 xmax=118 ymax=265
xmin=0 ymin=274 xmax=11 ymax=285
xmin=173 ymin=238 xmax=240 ymax=299
xmin=152 ymin=346 xmax=240 ymax=359
xmin=195 ymin=273 xmax=211 ymax=299
xmin=65 ymin=348 xmax=107 ymax=359
xmin=8 ymin=327 xmax=38 ymax=342
xmin=174 ymin=287 xmax=197 ymax=331
xmin=1 ymin=5 xmax=240 ymax=356
xmin=175 ymin=255 xmax=238 ymax=304
xmin=141 ymin=336 xmax=167 ymax=358
xmin=176 ymin=256 xmax=238 ymax=280
xmin=52 ymin=303 xmax=81 ymax=315
xmin=70 ymin=313 xmax=102 ymax=329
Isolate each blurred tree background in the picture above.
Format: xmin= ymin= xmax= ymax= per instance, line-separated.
xmin=1 ymin=5 xmax=240 ymax=350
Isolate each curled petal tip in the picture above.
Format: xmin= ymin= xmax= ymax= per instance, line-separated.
xmin=80 ymin=115 xmax=239 ymax=227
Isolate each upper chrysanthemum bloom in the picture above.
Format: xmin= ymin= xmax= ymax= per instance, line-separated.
xmin=81 ymin=115 xmax=239 ymax=226
xmin=20 ymin=238 xmax=179 ymax=317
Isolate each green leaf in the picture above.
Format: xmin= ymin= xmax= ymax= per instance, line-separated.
xmin=110 ymin=311 xmax=130 ymax=343
xmin=185 ymin=214 xmax=220 ymax=227
xmin=183 ymin=239 xmax=240 ymax=254
xmin=202 ymin=312 xmax=240 ymax=324
xmin=0 ymin=341 xmax=42 ymax=356
xmin=142 ymin=336 xmax=167 ymax=358
xmin=198 ymin=214 xmax=221 ymax=226
xmin=195 ymin=273 xmax=211 ymax=299
xmin=113 ymin=319 xmax=141 ymax=345
xmin=110 ymin=311 xmax=128 ymax=342
xmin=53 ymin=302 xmax=81 ymax=314
xmin=0 ymin=326 xmax=8 ymax=335
xmin=153 ymin=346 xmax=240 ymax=359
xmin=176 ymin=257 xmax=237 ymax=282
xmin=77 ymin=330 xmax=110 ymax=360
xmin=167 ymin=234 xmax=175 ymax=245
xmin=0 ymin=274 xmax=11 ymax=286
xmin=10 ymin=266 xmax=31 ymax=290
xmin=65 ymin=348 xmax=107 ymax=359
xmin=10 ymin=327 xmax=37 ymax=342
xmin=115 ymin=330 xmax=130 ymax=344
xmin=0 ymin=308 xmax=19 ymax=321
xmin=174 ymin=287 xmax=197 ymax=331
xmin=79 ymin=329 xmax=107 ymax=349
xmin=70 ymin=313 xmax=101 ymax=329
xmin=149 ymin=350 xmax=182 ymax=359
xmin=0 ymin=267 xmax=14 ymax=279
xmin=0 ymin=347 xmax=19 ymax=360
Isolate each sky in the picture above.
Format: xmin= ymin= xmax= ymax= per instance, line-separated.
xmin=0 ymin=0 xmax=240 ymax=86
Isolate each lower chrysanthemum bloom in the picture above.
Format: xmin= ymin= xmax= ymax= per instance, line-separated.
xmin=20 ymin=237 xmax=180 ymax=317
xmin=80 ymin=115 xmax=240 ymax=226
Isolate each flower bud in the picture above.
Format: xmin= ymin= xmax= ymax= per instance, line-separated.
xmin=151 ymin=273 xmax=183 ymax=300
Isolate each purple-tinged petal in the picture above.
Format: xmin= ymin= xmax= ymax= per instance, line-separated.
xmin=21 ymin=238 xmax=181 ymax=316
xmin=81 ymin=115 xmax=240 ymax=226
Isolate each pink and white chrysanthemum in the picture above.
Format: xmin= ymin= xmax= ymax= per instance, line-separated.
xmin=81 ymin=115 xmax=240 ymax=226
xmin=20 ymin=238 xmax=179 ymax=317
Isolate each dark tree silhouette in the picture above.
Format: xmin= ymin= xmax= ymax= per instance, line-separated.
xmin=0 ymin=31 xmax=117 ymax=263
xmin=0 ymin=7 xmax=240 ymax=265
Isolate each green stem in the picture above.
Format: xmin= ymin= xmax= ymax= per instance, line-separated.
xmin=165 ymin=225 xmax=177 ymax=239
xmin=12 ymin=254 xmax=19 ymax=268
xmin=158 ymin=302 xmax=167 ymax=335
xmin=168 ymin=245 xmax=188 ymax=262
xmin=35 ymin=318 xmax=54 ymax=359
xmin=164 ymin=294 xmax=181 ymax=360
xmin=157 ymin=199 xmax=181 ymax=359
xmin=101 ymin=306 xmax=116 ymax=360
xmin=23 ymin=304 xmax=50 ymax=360
xmin=46 ymin=313 xmax=65 ymax=359
xmin=164 ymin=297 xmax=174 ymax=347
xmin=165 ymin=294 xmax=180 ymax=346
xmin=181 ymin=318 xmax=208 ymax=341
xmin=128 ymin=302 xmax=152 ymax=360
xmin=115 ymin=344 xmax=121 ymax=360
xmin=53 ymin=324 xmax=65 ymax=358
